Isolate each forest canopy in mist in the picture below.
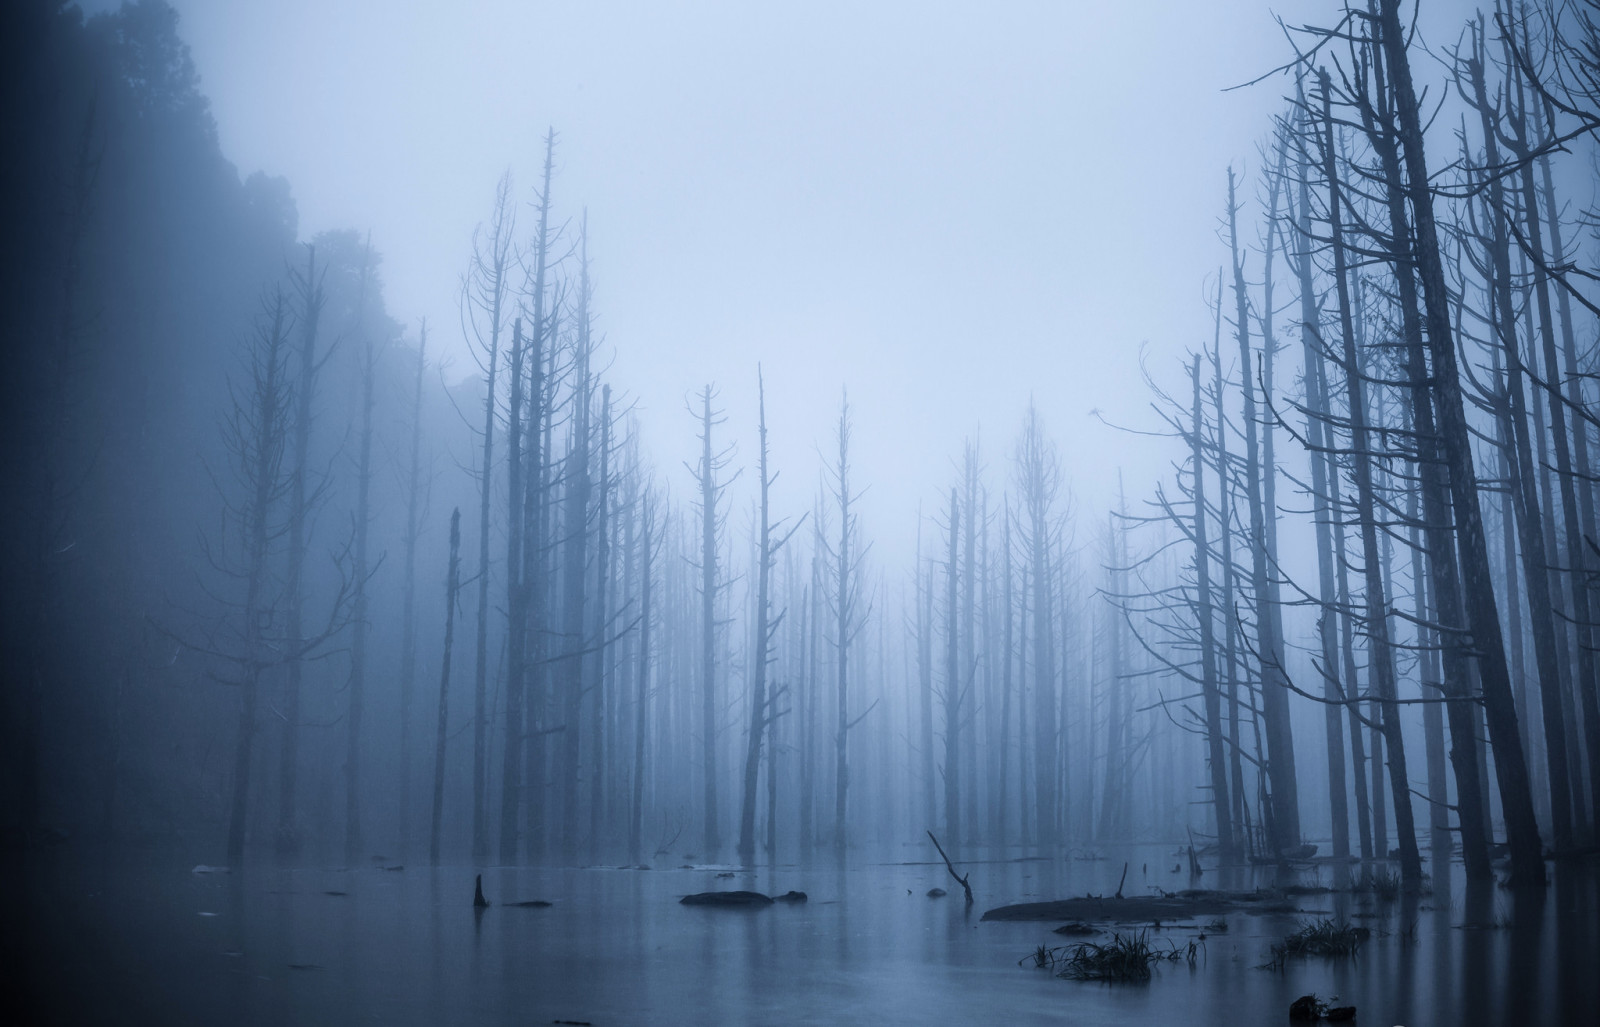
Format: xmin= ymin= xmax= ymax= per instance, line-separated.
xmin=6 ymin=0 xmax=1600 ymax=910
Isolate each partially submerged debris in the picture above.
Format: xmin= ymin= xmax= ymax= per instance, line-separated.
xmin=680 ymin=890 xmax=773 ymax=907
xmin=983 ymin=888 xmax=1301 ymax=923
xmin=473 ymin=874 xmax=489 ymax=909
xmin=507 ymin=900 xmax=551 ymax=908
xmin=927 ymin=831 xmax=974 ymax=904
xmin=775 ymin=891 xmax=808 ymax=903
xmin=1289 ymin=994 xmax=1357 ymax=1021
xmin=927 ymin=888 xmax=947 ymax=898
xmin=1052 ymin=922 xmax=1098 ymax=936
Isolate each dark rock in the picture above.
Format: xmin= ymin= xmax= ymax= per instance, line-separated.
xmin=775 ymin=891 xmax=808 ymax=903
xmin=508 ymin=900 xmax=552 ymax=908
xmin=927 ymin=888 xmax=947 ymax=898
xmin=323 ymin=890 xmax=348 ymax=897
xmin=680 ymin=890 xmax=773 ymax=907
xmin=715 ymin=872 xmax=736 ymax=878
xmin=1288 ymin=995 xmax=1321 ymax=1021
xmin=1325 ymin=1007 xmax=1356 ymax=1022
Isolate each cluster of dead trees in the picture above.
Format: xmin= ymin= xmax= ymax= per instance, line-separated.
xmin=1130 ymin=0 xmax=1600 ymax=889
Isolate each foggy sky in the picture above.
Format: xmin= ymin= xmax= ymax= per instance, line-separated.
xmin=89 ymin=0 xmax=1479 ymax=566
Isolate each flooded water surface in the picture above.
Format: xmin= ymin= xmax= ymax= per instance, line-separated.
xmin=13 ymin=846 xmax=1599 ymax=1025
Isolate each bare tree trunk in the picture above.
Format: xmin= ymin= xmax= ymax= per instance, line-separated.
xmin=695 ymin=385 xmax=725 ymax=859
xmin=1376 ymin=0 xmax=1543 ymax=885
xmin=497 ymin=314 xmax=528 ymax=864
xmin=943 ymin=486 xmax=962 ymax=846
xmin=1287 ymin=122 xmax=1350 ymax=859
xmin=345 ymin=243 xmax=376 ymax=866
xmin=1191 ymin=355 xmax=1236 ymax=862
xmin=739 ymin=373 xmax=781 ymax=865
xmin=996 ymin=504 xmax=1015 ymax=848
xmin=629 ymin=493 xmax=654 ymax=866
xmin=278 ymin=244 xmax=324 ymax=857
xmin=1320 ymin=79 xmax=1421 ymax=880
xmin=398 ymin=323 xmax=427 ymax=857
xmin=227 ymin=295 xmax=293 ymax=866
xmin=469 ymin=176 xmax=514 ymax=868
xmin=1227 ymin=167 xmax=1300 ymax=853
xmin=1511 ymin=60 xmax=1600 ymax=835
xmin=560 ymin=247 xmax=595 ymax=865
xmin=431 ymin=509 xmax=463 ymax=866
xmin=1465 ymin=40 xmax=1573 ymax=851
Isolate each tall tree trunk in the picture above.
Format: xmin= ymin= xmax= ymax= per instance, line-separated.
xmin=1321 ymin=94 xmax=1421 ymax=879
xmin=345 ymin=245 xmax=376 ymax=866
xmin=469 ymin=178 xmax=514 ymax=868
xmin=1376 ymin=0 xmax=1543 ymax=885
xmin=227 ymin=295 xmax=292 ymax=866
xmin=1511 ymin=60 xmax=1600 ymax=835
xmin=1465 ymin=40 xmax=1573 ymax=851
xmin=1191 ymin=355 xmax=1236 ymax=861
xmin=629 ymin=493 xmax=654 ymax=866
xmin=1227 ymin=167 xmax=1300 ymax=853
xmin=943 ymin=486 xmax=962 ymax=845
xmin=398 ymin=323 xmax=427 ymax=857
xmin=560 ymin=251 xmax=595 ymax=865
xmin=696 ymin=385 xmax=722 ymax=859
xmin=278 ymin=244 xmax=324 ymax=857
xmin=739 ymin=373 xmax=778 ymax=865
xmin=431 ymin=509 xmax=463 ymax=866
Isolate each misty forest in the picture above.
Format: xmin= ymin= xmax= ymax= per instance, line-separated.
xmin=6 ymin=0 xmax=1600 ymax=1023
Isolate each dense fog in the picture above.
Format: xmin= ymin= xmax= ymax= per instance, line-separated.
xmin=6 ymin=0 xmax=1600 ymax=1023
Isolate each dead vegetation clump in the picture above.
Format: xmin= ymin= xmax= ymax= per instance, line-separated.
xmin=1261 ymin=919 xmax=1370 ymax=970
xmin=1022 ymin=931 xmax=1200 ymax=983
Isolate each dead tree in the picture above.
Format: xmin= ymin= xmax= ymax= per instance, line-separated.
xmin=1316 ymin=72 xmax=1421 ymax=881
xmin=464 ymin=172 xmax=516 ymax=866
xmin=397 ymin=321 xmax=427 ymax=856
xmin=1227 ymin=166 xmax=1300 ymax=853
xmin=826 ymin=393 xmax=873 ymax=857
xmin=431 ymin=508 xmax=463 ymax=866
xmin=737 ymin=370 xmax=801 ymax=865
xmin=276 ymin=243 xmax=326 ymax=856
xmin=942 ymin=485 xmax=962 ymax=846
xmin=1016 ymin=401 xmax=1061 ymax=844
xmin=344 ymin=238 xmax=377 ymax=865
xmin=690 ymin=384 xmax=736 ymax=858
xmin=1372 ymin=0 xmax=1542 ymax=886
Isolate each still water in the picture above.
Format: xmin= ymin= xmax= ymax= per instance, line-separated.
xmin=12 ymin=844 xmax=1598 ymax=1024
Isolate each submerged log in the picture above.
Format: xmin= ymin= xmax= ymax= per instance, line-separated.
xmin=982 ymin=889 xmax=1306 ymax=923
xmin=680 ymin=890 xmax=773 ymax=907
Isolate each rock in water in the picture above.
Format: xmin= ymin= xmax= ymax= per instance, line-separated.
xmin=680 ymin=891 xmax=774 ymax=907
xmin=775 ymin=891 xmax=808 ymax=903
xmin=1288 ymin=995 xmax=1320 ymax=1021
xmin=927 ymin=888 xmax=947 ymax=898
xmin=1324 ymin=1007 xmax=1356 ymax=1022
